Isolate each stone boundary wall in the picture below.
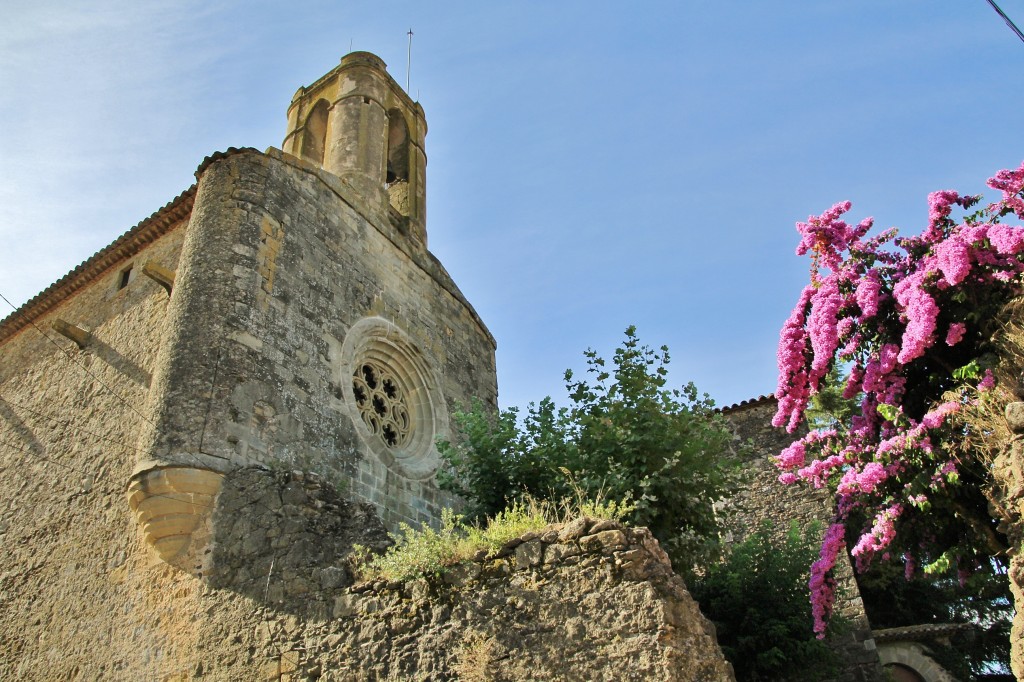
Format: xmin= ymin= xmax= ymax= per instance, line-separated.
xmin=723 ymin=398 xmax=884 ymax=682
xmin=210 ymin=468 xmax=734 ymax=680
xmin=1 ymin=460 xmax=735 ymax=680
xmin=321 ymin=518 xmax=734 ymax=681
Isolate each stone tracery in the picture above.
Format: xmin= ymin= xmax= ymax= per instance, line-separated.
xmin=353 ymin=360 xmax=412 ymax=448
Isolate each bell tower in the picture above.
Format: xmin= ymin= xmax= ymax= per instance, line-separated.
xmin=282 ymin=52 xmax=428 ymax=246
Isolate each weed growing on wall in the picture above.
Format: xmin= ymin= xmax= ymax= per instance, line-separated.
xmin=452 ymin=631 xmax=500 ymax=682
xmin=352 ymin=493 xmax=630 ymax=583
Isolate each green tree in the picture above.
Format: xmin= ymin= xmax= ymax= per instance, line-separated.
xmin=437 ymin=326 xmax=743 ymax=574
xmin=690 ymin=521 xmax=842 ymax=681
xmin=803 ymin=365 xmax=859 ymax=431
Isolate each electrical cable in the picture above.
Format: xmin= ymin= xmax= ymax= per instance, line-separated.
xmin=0 ymin=286 xmax=274 ymax=482
xmin=984 ymin=0 xmax=1024 ymax=44
xmin=0 ymin=393 xmax=368 ymax=562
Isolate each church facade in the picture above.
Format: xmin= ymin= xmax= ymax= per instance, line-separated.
xmin=0 ymin=53 xmax=512 ymax=678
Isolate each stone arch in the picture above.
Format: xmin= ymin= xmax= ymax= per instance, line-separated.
xmin=877 ymin=642 xmax=956 ymax=682
xmin=886 ymin=663 xmax=926 ymax=682
xmin=386 ymin=108 xmax=410 ymax=184
xmin=300 ymin=98 xmax=330 ymax=166
xmin=385 ymin=108 xmax=412 ymax=216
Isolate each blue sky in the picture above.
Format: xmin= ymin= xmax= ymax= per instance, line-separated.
xmin=2 ymin=1 xmax=1023 ymax=411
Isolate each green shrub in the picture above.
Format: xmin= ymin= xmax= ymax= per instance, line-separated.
xmin=690 ymin=521 xmax=842 ymax=681
xmin=437 ymin=326 xmax=744 ymax=577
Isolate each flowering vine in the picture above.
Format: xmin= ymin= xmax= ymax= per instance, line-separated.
xmin=774 ymin=162 xmax=1024 ymax=636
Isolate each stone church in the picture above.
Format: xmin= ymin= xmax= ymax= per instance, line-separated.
xmin=0 ymin=53 xmax=953 ymax=680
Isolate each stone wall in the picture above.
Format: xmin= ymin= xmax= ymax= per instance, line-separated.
xmin=0 ymin=133 xmax=732 ymax=680
xmin=993 ymin=401 xmax=1024 ymax=678
xmin=0 ymin=139 xmax=503 ymax=677
xmin=723 ymin=397 xmax=884 ymax=682
xmin=323 ymin=518 xmax=734 ymax=682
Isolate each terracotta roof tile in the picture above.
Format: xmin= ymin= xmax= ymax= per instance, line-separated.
xmin=718 ymin=393 xmax=776 ymax=414
xmin=872 ymin=622 xmax=971 ymax=642
xmin=194 ymin=146 xmax=260 ymax=178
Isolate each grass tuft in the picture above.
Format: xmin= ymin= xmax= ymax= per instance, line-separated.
xmin=353 ymin=491 xmax=632 ymax=583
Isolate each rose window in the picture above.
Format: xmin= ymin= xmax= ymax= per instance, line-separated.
xmin=340 ymin=317 xmax=446 ymax=479
xmin=352 ymin=361 xmax=412 ymax=448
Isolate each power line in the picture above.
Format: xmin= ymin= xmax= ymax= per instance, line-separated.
xmin=0 ymin=394 xmax=146 ymax=459
xmin=985 ymin=0 xmax=1024 ymax=44
xmin=0 ymin=392 xmax=370 ymax=547
xmin=0 ymin=397 xmax=366 ymax=656
xmin=0 ymin=398 xmax=218 ymax=513
xmin=0 ymin=285 xmax=228 ymax=470
xmin=0 ymin=286 xmax=306 ymax=524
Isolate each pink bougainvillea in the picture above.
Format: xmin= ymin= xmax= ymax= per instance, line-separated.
xmin=774 ymin=162 xmax=1024 ymax=636
xmin=809 ymin=523 xmax=846 ymax=636
xmin=850 ymin=504 xmax=904 ymax=571
xmin=946 ymin=323 xmax=966 ymax=346
xmin=893 ymin=271 xmax=940 ymax=365
xmin=773 ymin=285 xmax=816 ymax=433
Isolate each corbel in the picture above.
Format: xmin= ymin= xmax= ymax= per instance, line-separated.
xmin=51 ymin=318 xmax=91 ymax=348
xmin=142 ymin=260 xmax=176 ymax=295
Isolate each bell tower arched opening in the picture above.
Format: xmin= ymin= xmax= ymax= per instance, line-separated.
xmin=299 ymin=99 xmax=330 ymax=166
xmin=386 ymin=108 xmax=411 ymax=216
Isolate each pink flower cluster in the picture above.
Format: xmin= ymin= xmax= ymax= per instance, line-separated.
xmin=808 ymin=277 xmax=843 ymax=378
xmin=855 ymin=270 xmax=881 ymax=321
xmin=979 ymin=369 xmax=996 ymax=391
xmin=893 ymin=271 xmax=938 ymax=364
xmin=773 ymin=161 xmax=1024 ymax=636
xmin=773 ymin=285 xmax=815 ymax=432
xmin=809 ymin=523 xmax=845 ymax=637
xmin=928 ymin=189 xmax=961 ymax=223
xmin=989 ymin=165 xmax=1024 ymax=216
xmin=836 ymin=462 xmax=888 ymax=495
xmin=851 ymin=504 xmax=903 ymax=571
xmin=795 ymin=201 xmax=872 ymax=275
xmin=774 ymin=429 xmax=844 ymax=487
xmin=945 ymin=323 xmax=966 ymax=346
xmin=775 ymin=161 xmax=1024 ymax=438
